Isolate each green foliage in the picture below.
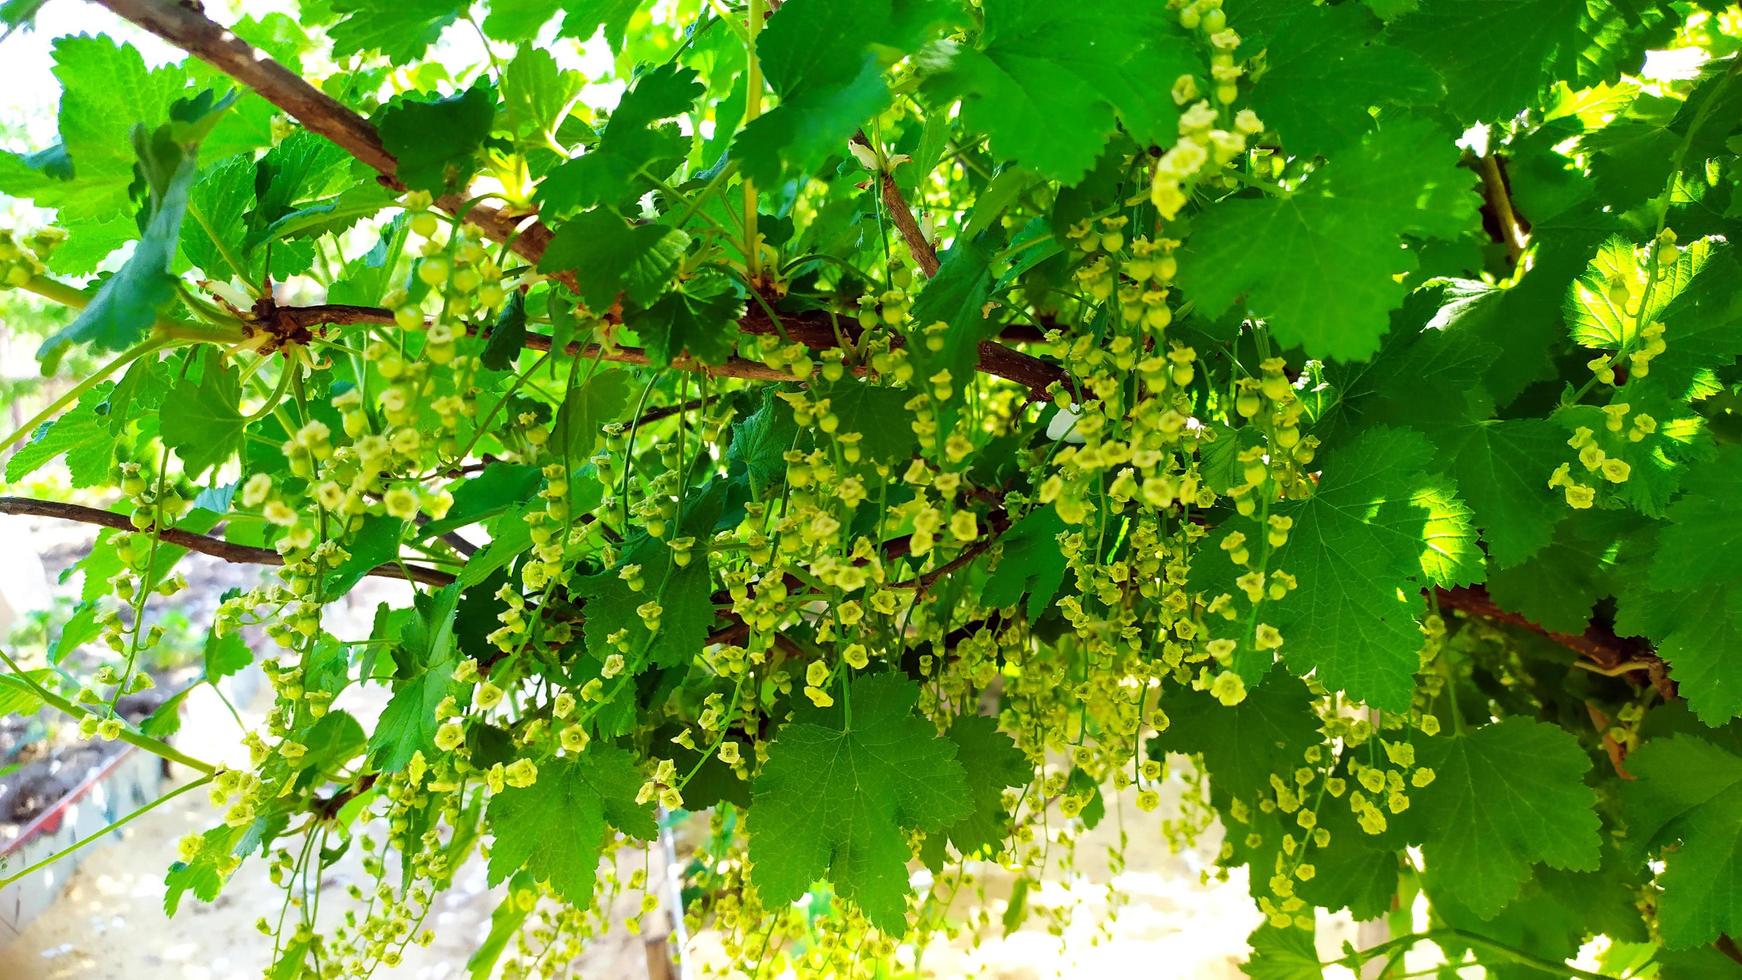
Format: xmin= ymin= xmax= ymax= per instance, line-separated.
xmin=1 ymin=2 xmax=1740 ymax=977
xmin=748 ymin=673 xmax=970 ymax=931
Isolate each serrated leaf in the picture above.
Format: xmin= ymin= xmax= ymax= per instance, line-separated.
xmin=366 ymin=585 xmax=461 ymax=772
xmin=329 ymin=0 xmax=462 ymax=61
xmin=4 ymin=382 xmax=117 ymax=486
xmin=551 ymin=370 xmax=633 ymax=461
xmin=160 ymin=349 xmax=246 ymax=477
xmin=482 ymin=292 xmax=528 ymax=372
xmin=484 ymin=0 xmax=643 ymax=50
xmin=501 ymin=46 xmax=582 ymax=143
xmin=1405 ymin=718 xmax=1601 ymax=919
xmin=1249 ymin=4 xmax=1441 ymax=156
xmin=1150 ymin=676 xmax=1321 ymax=806
xmin=377 ymin=84 xmax=495 ymax=195
xmin=727 ymin=390 xmax=797 ymax=500
xmin=1437 ymin=418 xmax=1568 ymax=568
xmin=1624 ymin=736 xmax=1742 ymax=948
xmin=1244 ymin=924 xmax=1324 ymax=980
xmin=1392 ymin=0 xmax=1590 ymax=124
xmin=538 ymin=65 xmax=700 ymax=214
xmin=749 ymin=673 xmax=970 ymax=931
xmin=485 ymin=747 xmax=656 ymax=905
xmin=820 ymin=381 xmax=918 ymax=469
xmin=40 ymin=128 xmax=202 ymax=360
xmin=203 ymin=627 xmax=251 ymax=682
xmin=942 ymin=716 xmax=1028 ymax=855
xmin=574 ymin=486 xmax=722 ymax=671
xmin=981 ymin=504 xmax=1068 ymax=619
xmin=1204 ymin=427 xmax=1480 ymax=710
xmin=930 ymin=0 xmax=1198 ymax=182
xmin=539 ymin=209 xmax=688 ymax=312
xmin=639 ymin=272 xmax=743 ymax=366
xmin=1178 ymin=121 xmax=1478 ymax=361
xmin=47 ymin=35 xmax=186 ymax=221
xmin=1485 ymin=510 xmax=1632 ymax=635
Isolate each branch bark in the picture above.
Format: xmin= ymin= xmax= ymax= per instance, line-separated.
xmin=0 ymin=496 xmax=454 ymax=587
xmin=272 ymin=301 xmax=1068 ymax=396
xmin=853 ymin=130 xmax=940 ymax=278
xmin=1435 ymin=585 xmax=1671 ymax=697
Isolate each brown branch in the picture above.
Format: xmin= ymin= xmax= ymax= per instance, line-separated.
xmin=1473 ymin=155 xmax=1528 ymax=264
xmin=853 ymin=130 xmax=940 ymax=278
xmin=273 ymin=301 xmax=1069 ymax=397
xmin=1717 ymin=935 xmax=1742 ymax=967
xmin=0 ymin=496 xmax=455 ymax=587
xmin=1435 ymin=585 xmax=1671 ymax=698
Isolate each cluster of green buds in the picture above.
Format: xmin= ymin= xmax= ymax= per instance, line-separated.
xmin=0 ymin=227 xmax=62 ymax=288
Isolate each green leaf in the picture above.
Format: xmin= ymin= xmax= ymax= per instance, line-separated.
xmin=1649 ymin=243 xmax=1742 ymax=401
xmin=324 ymin=515 xmax=408 ymax=596
xmin=1632 ymin=447 xmax=1742 ymax=723
xmin=727 ymin=390 xmax=798 ymax=500
xmin=1149 ymin=676 xmax=1321 ymax=806
xmin=551 ymin=370 xmax=633 ymax=462
xmin=164 ymin=825 xmax=243 ymax=915
xmin=942 ymin=716 xmax=1029 ymax=855
xmin=160 ymin=349 xmax=246 ymax=477
xmin=1485 ymin=510 xmax=1632 ymax=635
xmin=749 ymin=673 xmax=971 ymax=930
xmin=328 ymin=0 xmax=462 ymax=61
xmin=930 ymin=0 xmax=1198 ymax=182
xmin=501 ymin=46 xmax=582 ymax=143
xmin=1210 ymin=427 xmax=1479 ymax=710
xmin=367 ymin=585 xmax=461 ymax=772
xmin=819 ymin=381 xmax=918 ymax=469
xmin=1178 ymin=121 xmax=1478 ymax=361
xmin=181 ymin=153 xmax=255 ymax=279
xmin=1644 ymin=445 xmax=1742 ymax=595
xmin=1565 ymin=235 xmax=1714 ymax=353
xmin=481 ymin=292 xmax=528 ymax=372
xmin=377 ymin=84 xmax=495 ymax=195
xmin=575 ymin=486 xmax=723 ymax=671
xmin=252 ymin=129 xmax=354 ymax=235
xmin=1243 ymin=924 xmax=1324 ymax=980
xmin=730 ymin=0 xmax=948 ymax=184
xmin=1624 ymin=735 xmax=1742 ymax=949
xmin=1436 ymin=418 xmax=1568 ymax=568
xmin=538 ymin=65 xmax=699 ymax=214
xmin=46 ymin=35 xmax=186 ymax=221
xmin=1248 ymin=5 xmax=1441 ymax=156
xmin=1404 ymin=718 xmax=1600 ymax=918
xmin=203 ymin=627 xmax=251 ymax=682
xmin=40 ymin=128 xmax=202 ymax=360
xmin=5 ymin=382 xmax=117 ymax=486
xmin=484 ymin=0 xmax=644 ymax=50
xmin=980 ymin=504 xmax=1067 ymax=619
xmin=0 ymin=671 xmax=49 ymax=717
xmin=904 ymin=237 xmax=995 ymax=426
xmin=485 ymin=746 xmax=656 ymax=905
xmin=539 ymin=210 xmax=688 ymax=311
xmin=1392 ymin=0 xmax=1589 ymax=124
xmin=468 ymin=872 xmax=534 ymax=980
xmin=639 ymin=271 xmax=744 ymax=366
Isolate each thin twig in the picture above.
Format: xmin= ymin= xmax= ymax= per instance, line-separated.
xmin=853 ymin=129 xmax=939 ymax=277
xmin=0 ymin=497 xmax=454 ymax=587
